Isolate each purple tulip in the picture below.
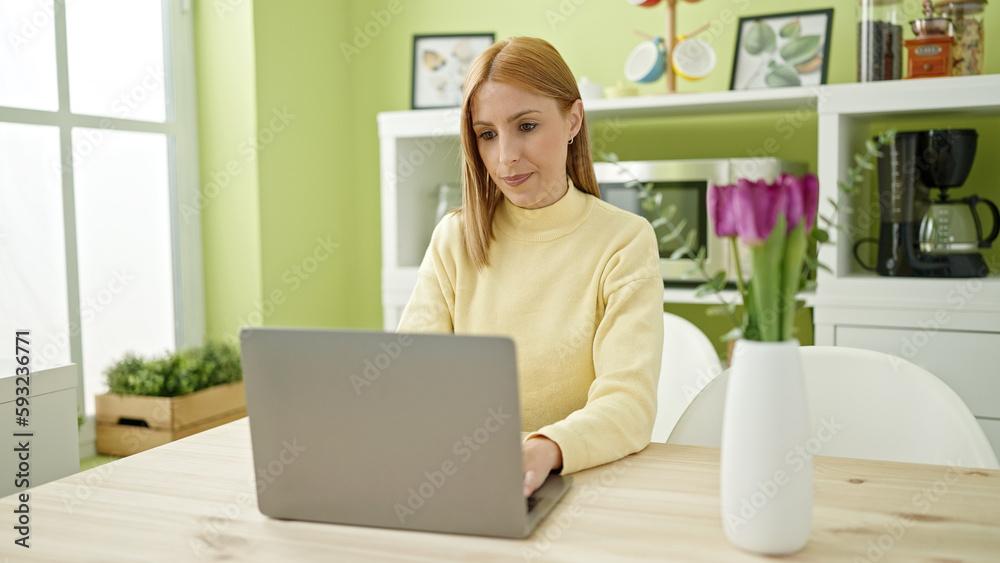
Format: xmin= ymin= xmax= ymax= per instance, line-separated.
xmin=735 ymin=178 xmax=787 ymax=245
xmin=801 ymin=172 xmax=819 ymax=232
xmin=707 ymin=182 xmax=738 ymax=237
xmin=781 ymin=174 xmax=805 ymax=232
xmin=776 ymin=172 xmax=820 ymax=233
xmin=707 ymin=173 xmax=820 ymax=245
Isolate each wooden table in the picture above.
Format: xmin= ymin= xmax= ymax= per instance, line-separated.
xmin=2 ymin=418 xmax=998 ymax=562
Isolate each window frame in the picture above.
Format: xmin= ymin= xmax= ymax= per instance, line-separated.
xmin=0 ymin=0 xmax=203 ymax=429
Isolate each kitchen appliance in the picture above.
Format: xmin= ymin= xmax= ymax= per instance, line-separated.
xmin=920 ymin=195 xmax=1000 ymax=255
xmin=593 ymin=158 xmax=807 ymax=284
xmin=855 ymin=129 xmax=999 ymax=277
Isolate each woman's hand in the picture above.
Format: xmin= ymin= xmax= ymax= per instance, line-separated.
xmin=522 ymin=436 xmax=563 ymax=497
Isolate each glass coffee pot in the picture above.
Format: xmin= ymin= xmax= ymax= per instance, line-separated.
xmin=919 ymin=192 xmax=1000 ymax=255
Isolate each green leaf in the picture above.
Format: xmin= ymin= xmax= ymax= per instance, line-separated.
xmin=865 ymin=139 xmax=878 ymax=154
xmin=854 ymin=153 xmax=874 ymax=170
xmin=625 ymin=180 xmax=643 ymax=190
xmin=695 ymin=271 xmax=727 ymax=297
xmin=669 ymin=246 xmax=690 ymax=260
xmin=780 ymin=222 xmax=808 ymax=341
xmin=694 ymin=282 xmax=720 ymax=297
xmin=764 ymin=65 xmax=802 ymax=88
xmin=666 ymin=218 xmax=688 ymax=240
xmin=720 ymin=327 xmax=744 ymax=342
xmin=684 ymin=229 xmax=697 ymax=252
xmin=749 ymin=214 xmax=787 ymax=342
xmin=709 ymin=270 xmax=727 ymax=291
xmin=780 ymin=35 xmax=821 ymax=66
xmin=650 ymin=217 xmax=667 ymax=229
xmin=744 ymin=20 xmax=777 ymax=55
xmin=780 ymin=19 xmax=801 ymax=39
xmin=706 ymin=304 xmax=736 ymax=317
xmin=601 ymin=152 xmax=618 ymax=163
xmin=811 ymin=228 xmax=829 ymax=243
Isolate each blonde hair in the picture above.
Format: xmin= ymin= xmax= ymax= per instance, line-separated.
xmin=459 ymin=36 xmax=600 ymax=269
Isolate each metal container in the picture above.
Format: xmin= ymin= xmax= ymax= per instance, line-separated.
xmin=910 ymin=17 xmax=952 ymax=36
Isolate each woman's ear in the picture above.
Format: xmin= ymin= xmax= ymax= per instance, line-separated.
xmin=567 ymin=99 xmax=584 ymax=140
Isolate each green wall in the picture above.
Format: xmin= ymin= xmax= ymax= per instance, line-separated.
xmin=194 ymin=0 xmax=263 ymax=343
xmin=252 ymin=1 xmax=359 ymax=329
xmin=196 ymin=0 xmax=1000 ymax=350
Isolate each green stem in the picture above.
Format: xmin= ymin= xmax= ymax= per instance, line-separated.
xmin=730 ymin=237 xmax=748 ymax=305
xmin=694 ymin=250 xmax=741 ymax=330
xmin=780 ymin=222 xmax=807 ymax=341
xmin=750 ymin=214 xmax=787 ymax=342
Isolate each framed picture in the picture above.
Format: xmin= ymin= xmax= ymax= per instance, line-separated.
xmin=730 ymin=9 xmax=833 ymax=91
xmin=412 ymin=33 xmax=495 ymax=109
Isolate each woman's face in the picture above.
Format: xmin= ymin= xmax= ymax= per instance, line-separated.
xmin=471 ymin=81 xmax=582 ymax=209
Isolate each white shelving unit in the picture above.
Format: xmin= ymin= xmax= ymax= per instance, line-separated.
xmin=378 ymin=75 xmax=1000 ymax=456
xmin=810 ymin=75 xmax=1000 ymax=457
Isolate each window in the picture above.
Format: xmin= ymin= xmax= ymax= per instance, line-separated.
xmin=0 ymin=0 xmax=202 ymax=416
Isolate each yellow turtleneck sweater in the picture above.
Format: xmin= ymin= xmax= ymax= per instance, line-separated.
xmin=396 ymin=179 xmax=664 ymax=474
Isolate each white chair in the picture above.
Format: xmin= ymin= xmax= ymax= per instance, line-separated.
xmin=650 ymin=312 xmax=725 ymax=443
xmin=667 ymin=345 xmax=1000 ymax=470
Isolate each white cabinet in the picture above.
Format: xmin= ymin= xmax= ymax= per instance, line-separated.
xmin=0 ymin=363 xmax=79 ymax=498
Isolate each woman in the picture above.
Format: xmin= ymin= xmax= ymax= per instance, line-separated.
xmin=397 ymin=37 xmax=664 ymax=497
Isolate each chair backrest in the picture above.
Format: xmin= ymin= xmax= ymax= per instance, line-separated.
xmin=651 ymin=312 xmax=725 ymax=443
xmin=667 ymin=345 xmax=1000 ymax=470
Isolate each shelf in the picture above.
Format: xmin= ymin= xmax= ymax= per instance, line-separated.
xmin=814 ymin=273 xmax=1000 ymax=312
xmin=819 ymin=74 xmax=1000 ymax=118
xmin=664 ymin=287 xmax=817 ymax=307
xmin=377 ymin=108 xmax=461 ymax=139
xmin=583 ymin=86 xmax=818 ymax=120
xmin=377 ymin=86 xmax=820 ymax=138
xmin=378 ymin=75 xmax=1000 ymax=140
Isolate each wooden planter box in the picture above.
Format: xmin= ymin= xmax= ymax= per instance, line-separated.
xmin=95 ymin=381 xmax=246 ymax=457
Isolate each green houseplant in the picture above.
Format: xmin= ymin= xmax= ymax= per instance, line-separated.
xmin=104 ymin=340 xmax=242 ymax=397
xmin=96 ymin=341 xmax=245 ymax=456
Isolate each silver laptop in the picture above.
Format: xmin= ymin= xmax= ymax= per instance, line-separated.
xmin=239 ymin=326 xmax=571 ymax=538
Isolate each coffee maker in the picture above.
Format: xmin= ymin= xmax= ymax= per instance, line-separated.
xmin=855 ymin=129 xmax=999 ymax=278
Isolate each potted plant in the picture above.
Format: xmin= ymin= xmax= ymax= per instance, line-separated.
xmin=95 ymin=340 xmax=245 ymax=457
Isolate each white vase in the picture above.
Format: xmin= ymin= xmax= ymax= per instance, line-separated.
xmin=720 ymin=339 xmax=812 ymax=555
